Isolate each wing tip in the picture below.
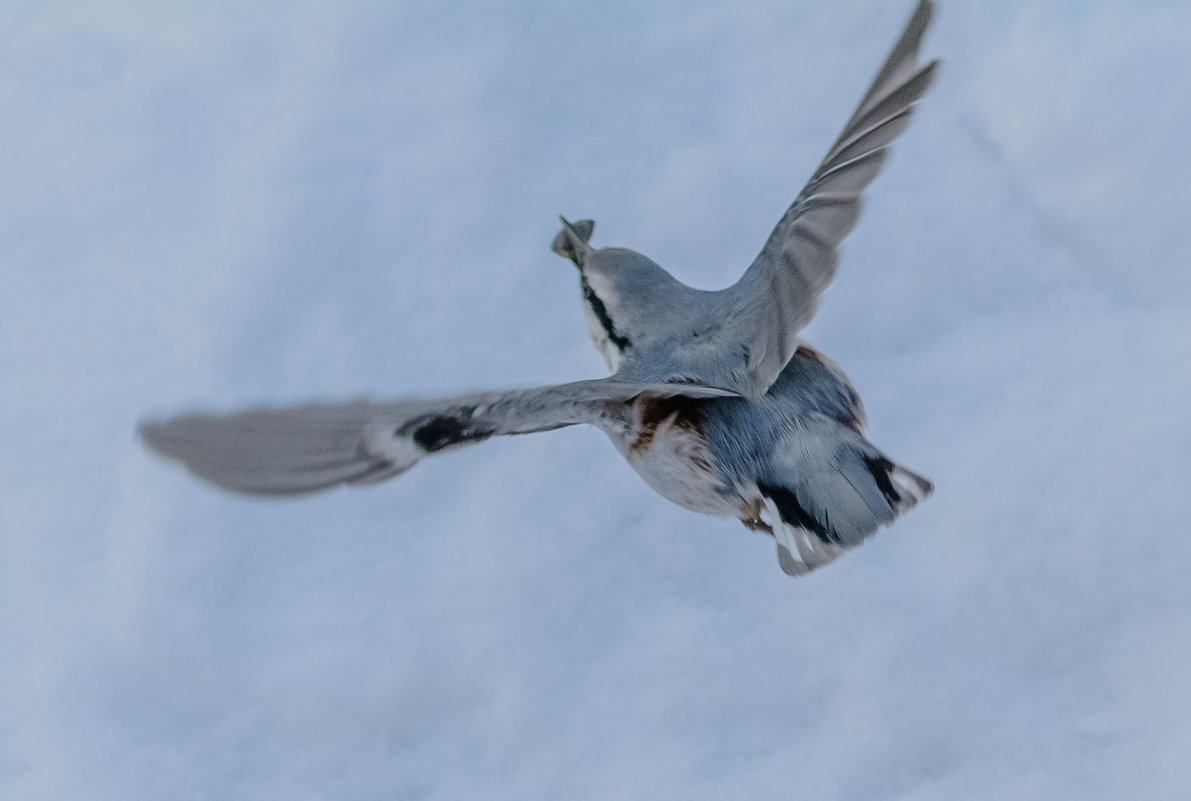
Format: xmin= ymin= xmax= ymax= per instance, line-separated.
xmin=919 ymin=57 xmax=942 ymax=87
xmin=138 ymin=418 xmax=184 ymax=460
xmin=907 ymin=0 xmax=936 ymax=44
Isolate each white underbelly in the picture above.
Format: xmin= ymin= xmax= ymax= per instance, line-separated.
xmin=609 ymin=423 xmax=739 ymax=519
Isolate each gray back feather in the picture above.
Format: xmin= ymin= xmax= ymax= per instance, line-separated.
xmin=700 ymin=346 xmax=866 ymax=476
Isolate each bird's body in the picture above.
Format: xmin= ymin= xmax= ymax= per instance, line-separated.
xmin=603 ymin=345 xmax=930 ymax=573
xmin=605 ymin=346 xmax=859 ymax=520
xmin=141 ymin=0 xmax=939 ymax=576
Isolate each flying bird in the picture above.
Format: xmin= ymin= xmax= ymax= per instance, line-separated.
xmin=141 ymin=0 xmax=938 ymax=576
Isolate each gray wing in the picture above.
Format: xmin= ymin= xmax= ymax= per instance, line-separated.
xmin=728 ymin=0 xmax=939 ymax=395
xmin=140 ymin=379 xmax=732 ymax=497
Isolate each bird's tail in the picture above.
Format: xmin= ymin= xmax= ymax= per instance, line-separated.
xmin=759 ymin=417 xmax=932 ymax=575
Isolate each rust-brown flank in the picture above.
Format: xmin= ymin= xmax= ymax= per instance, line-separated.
xmin=629 ymin=395 xmax=706 ymax=455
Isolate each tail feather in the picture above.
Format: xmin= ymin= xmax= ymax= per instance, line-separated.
xmin=887 ymin=461 xmax=933 ymax=510
xmin=760 ymin=418 xmax=932 ymax=575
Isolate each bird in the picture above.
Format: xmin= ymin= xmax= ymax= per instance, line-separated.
xmin=140 ymin=0 xmax=938 ymax=576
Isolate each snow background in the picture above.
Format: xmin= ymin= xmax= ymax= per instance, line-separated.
xmin=3 ymin=1 xmax=1189 ymax=798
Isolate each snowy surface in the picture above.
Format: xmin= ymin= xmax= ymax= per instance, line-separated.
xmin=3 ymin=2 xmax=1190 ymax=799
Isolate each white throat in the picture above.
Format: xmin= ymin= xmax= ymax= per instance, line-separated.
xmin=583 ymin=297 xmax=623 ymax=372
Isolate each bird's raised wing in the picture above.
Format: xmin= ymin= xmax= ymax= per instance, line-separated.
xmin=140 ymin=379 xmax=733 ymax=497
xmin=728 ymin=0 xmax=938 ymax=396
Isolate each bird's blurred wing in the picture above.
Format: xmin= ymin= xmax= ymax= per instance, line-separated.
xmin=728 ymin=0 xmax=938 ymax=396
xmin=140 ymin=379 xmax=733 ymax=497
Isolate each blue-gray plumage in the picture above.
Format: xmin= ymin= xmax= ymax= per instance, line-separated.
xmin=705 ymin=346 xmax=930 ymax=573
xmin=139 ymin=0 xmax=937 ymax=576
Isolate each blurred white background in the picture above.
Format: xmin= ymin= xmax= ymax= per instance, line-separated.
xmin=2 ymin=1 xmax=1188 ymax=799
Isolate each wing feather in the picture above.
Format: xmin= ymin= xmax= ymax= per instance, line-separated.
xmin=729 ymin=0 xmax=938 ymax=395
xmin=140 ymin=379 xmax=732 ymax=497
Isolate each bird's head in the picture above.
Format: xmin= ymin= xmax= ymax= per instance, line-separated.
xmin=551 ymin=216 xmax=595 ymax=268
xmin=551 ymin=216 xmax=690 ymax=371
